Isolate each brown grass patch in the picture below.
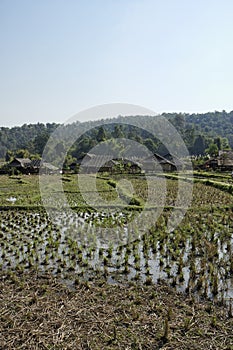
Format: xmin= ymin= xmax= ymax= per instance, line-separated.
xmin=0 ymin=271 xmax=233 ymax=349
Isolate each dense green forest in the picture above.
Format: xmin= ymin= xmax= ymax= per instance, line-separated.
xmin=0 ymin=111 xmax=232 ymax=163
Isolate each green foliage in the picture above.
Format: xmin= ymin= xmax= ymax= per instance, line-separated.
xmin=206 ymin=143 xmax=218 ymax=157
xmin=192 ymin=135 xmax=206 ymax=155
xmin=14 ymin=149 xmax=30 ymax=158
xmin=129 ymin=196 xmax=142 ymax=206
xmin=0 ymin=123 xmax=58 ymax=159
xmin=96 ymin=126 xmax=107 ymax=142
xmin=107 ymin=179 xmax=117 ymax=188
xmin=5 ymin=150 xmax=14 ymax=162
xmin=0 ymin=111 xmax=232 ymax=162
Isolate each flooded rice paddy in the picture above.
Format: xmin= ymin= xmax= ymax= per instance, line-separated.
xmin=0 ymin=174 xmax=233 ymax=308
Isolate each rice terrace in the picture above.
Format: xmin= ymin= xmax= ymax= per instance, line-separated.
xmin=1 ymin=112 xmax=233 ymax=349
xmin=0 ymin=161 xmax=233 ymax=349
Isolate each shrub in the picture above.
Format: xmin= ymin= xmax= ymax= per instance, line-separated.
xmin=107 ymin=180 xmax=117 ymax=188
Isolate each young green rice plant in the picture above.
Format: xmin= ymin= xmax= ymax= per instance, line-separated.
xmin=159 ymin=254 xmax=165 ymax=268
xmin=178 ymin=271 xmax=184 ymax=283
xmin=145 ymin=276 xmax=153 ymax=285
xmin=211 ymin=273 xmax=219 ymax=296
xmin=107 ymin=244 xmax=113 ymax=259
xmin=145 ymin=266 xmax=151 ymax=277
xmin=133 ymin=271 xmax=140 ymax=281
xmin=103 ymin=256 xmax=109 ymax=266
xmin=228 ymin=299 xmax=233 ymax=318
xmin=133 ymin=251 xmax=140 ymax=264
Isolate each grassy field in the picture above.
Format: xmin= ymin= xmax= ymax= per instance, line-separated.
xmin=0 ymin=172 xmax=233 ymax=349
xmin=1 ymin=172 xmax=232 ymax=207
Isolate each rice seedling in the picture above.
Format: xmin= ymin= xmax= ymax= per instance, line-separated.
xmin=0 ymin=173 xmax=233 ymax=307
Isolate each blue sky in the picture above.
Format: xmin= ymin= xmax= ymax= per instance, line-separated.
xmin=1 ymin=0 xmax=233 ymax=126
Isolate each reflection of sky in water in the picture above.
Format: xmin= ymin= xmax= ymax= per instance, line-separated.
xmin=0 ymin=208 xmax=233 ymax=309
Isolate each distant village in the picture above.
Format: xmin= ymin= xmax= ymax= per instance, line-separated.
xmin=1 ymin=149 xmax=233 ymax=175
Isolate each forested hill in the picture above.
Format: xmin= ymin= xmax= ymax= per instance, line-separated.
xmin=166 ymin=111 xmax=233 ymax=142
xmin=0 ymin=111 xmax=232 ymax=160
xmin=0 ymin=122 xmax=58 ymax=160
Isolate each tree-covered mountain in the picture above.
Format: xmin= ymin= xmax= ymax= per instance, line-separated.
xmin=165 ymin=111 xmax=233 ymax=153
xmin=0 ymin=123 xmax=58 ymax=159
xmin=0 ymin=111 xmax=232 ymax=162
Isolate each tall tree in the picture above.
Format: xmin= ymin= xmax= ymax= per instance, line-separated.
xmin=193 ymin=135 xmax=205 ymax=155
xmin=96 ymin=126 xmax=107 ymax=142
xmin=112 ymin=125 xmax=124 ymax=139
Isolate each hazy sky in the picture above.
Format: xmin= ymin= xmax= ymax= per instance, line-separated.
xmin=1 ymin=0 xmax=233 ymax=126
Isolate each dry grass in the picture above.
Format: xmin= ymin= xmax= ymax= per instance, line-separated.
xmin=0 ymin=271 xmax=233 ymax=350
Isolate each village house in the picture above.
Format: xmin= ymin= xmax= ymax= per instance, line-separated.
xmin=203 ymin=150 xmax=233 ymax=171
xmin=8 ymin=158 xmax=60 ymax=174
xmin=69 ymin=152 xmax=183 ymax=174
xmin=162 ymin=152 xmax=184 ymax=171
xmin=141 ymin=153 xmax=177 ymax=172
xmin=218 ymin=150 xmax=233 ymax=170
xmin=70 ymin=154 xmax=142 ymax=174
xmin=78 ymin=154 xmax=118 ymax=173
xmin=8 ymin=158 xmax=32 ymax=173
xmin=121 ymin=159 xmax=142 ymax=174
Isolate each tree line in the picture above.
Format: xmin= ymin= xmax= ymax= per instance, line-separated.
xmin=0 ymin=111 xmax=232 ymax=166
